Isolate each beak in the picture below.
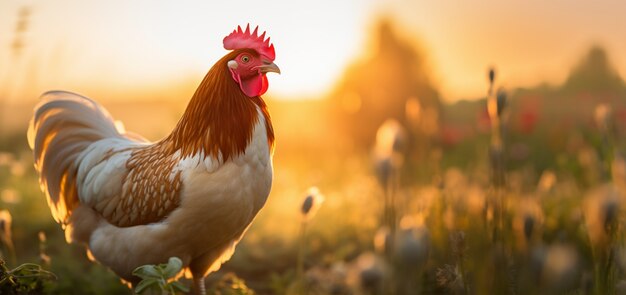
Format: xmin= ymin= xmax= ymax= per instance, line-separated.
xmin=256 ymin=62 xmax=281 ymax=75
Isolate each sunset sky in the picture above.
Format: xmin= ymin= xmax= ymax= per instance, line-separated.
xmin=1 ymin=0 xmax=625 ymax=102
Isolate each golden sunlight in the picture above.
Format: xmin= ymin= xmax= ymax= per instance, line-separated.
xmin=2 ymin=1 xmax=626 ymax=102
xmin=0 ymin=0 xmax=376 ymax=101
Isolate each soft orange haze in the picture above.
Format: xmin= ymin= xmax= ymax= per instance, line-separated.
xmin=1 ymin=0 xmax=625 ymax=102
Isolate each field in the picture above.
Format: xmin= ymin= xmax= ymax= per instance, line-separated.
xmin=2 ymin=69 xmax=626 ymax=295
xmin=1 ymin=9 xmax=626 ymax=295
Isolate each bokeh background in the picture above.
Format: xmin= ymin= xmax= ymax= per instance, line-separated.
xmin=1 ymin=0 xmax=626 ymax=294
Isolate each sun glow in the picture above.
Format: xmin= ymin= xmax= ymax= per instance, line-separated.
xmin=1 ymin=0 xmax=626 ymax=103
xmin=0 ymin=0 xmax=376 ymax=101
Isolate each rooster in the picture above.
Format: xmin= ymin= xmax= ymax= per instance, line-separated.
xmin=27 ymin=24 xmax=279 ymax=294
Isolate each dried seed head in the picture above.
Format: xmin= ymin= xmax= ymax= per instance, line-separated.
xmin=488 ymin=67 xmax=496 ymax=85
xmin=395 ymin=225 xmax=430 ymax=269
xmin=374 ymin=119 xmax=406 ymax=166
xmin=436 ymin=264 xmax=464 ymax=293
xmin=301 ymin=196 xmax=313 ymax=215
xmin=584 ymin=184 xmax=622 ymax=246
xmin=301 ymin=187 xmax=324 ymax=220
xmin=513 ymin=198 xmax=544 ymax=250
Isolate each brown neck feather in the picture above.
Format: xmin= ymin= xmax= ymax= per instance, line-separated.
xmin=165 ymin=50 xmax=275 ymax=161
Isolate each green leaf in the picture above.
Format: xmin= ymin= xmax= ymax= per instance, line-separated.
xmin=169 ymin=281 xmax=190 ymax=293
xmin=162 ymin=257 xmax=183 ymax=279
xmin=134 ymin=277 xmax=159 ymax=294
xmin=132 ymin=265 xmax=161 ymax=280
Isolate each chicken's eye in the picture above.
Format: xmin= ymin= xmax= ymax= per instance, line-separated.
xmin=241 ymin=55 xmax=250 ymax=63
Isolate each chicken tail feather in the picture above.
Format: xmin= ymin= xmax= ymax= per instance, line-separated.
xmin=28 ymin=91 xmax=124 ymax=225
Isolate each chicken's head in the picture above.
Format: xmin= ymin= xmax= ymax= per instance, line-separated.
xmin=224 ymin=24 xmax=280 ymax=97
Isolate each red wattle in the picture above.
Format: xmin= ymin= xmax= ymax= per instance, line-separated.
xmin=239 ymin=73 xmax=268 ymax=97
xmin=260 ymin=74 xmax=268 ymax=96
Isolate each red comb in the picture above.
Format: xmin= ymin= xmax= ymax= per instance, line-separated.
xmin=223 ymin=24 xmax=275 ymax=61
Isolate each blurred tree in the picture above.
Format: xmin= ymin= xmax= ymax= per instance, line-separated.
xmin=563 ymin=46 xmax=624 ymax=94
xmin=329 ymin=18 xmax=441 ymax=150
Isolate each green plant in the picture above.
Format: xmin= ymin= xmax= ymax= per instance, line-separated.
xmin=132 ymin=257 xmax=189 ymax=294
xmin=0 ymin=259 xmax=56 ymax=294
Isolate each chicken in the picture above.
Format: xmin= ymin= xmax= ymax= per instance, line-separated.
xmin=27 ymin=24 xmax=279 ymax=294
